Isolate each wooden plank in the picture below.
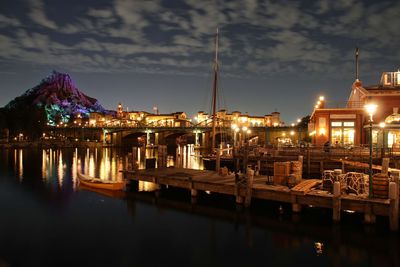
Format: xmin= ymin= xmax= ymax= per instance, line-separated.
xmin=291 ymin=179 xmax=321 ymax=195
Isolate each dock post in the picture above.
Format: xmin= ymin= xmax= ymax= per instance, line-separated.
xmin=341 ymin=161 xmax=345 ymax=173
xmin=307 ymin=148 xmax=310 ymax=176
xmin=216 ymin=148 xmax=221 ymax=173
xmin=235 ymin=158 xmax=240 ymax=172
xmin=292 ymin=194 xmax=302 ymax=213
xmin=175 ymin=147 xmax=180 ymax=168
xmin=333 ymin=181 xmax=341 ymax=222
xmin=244 ymin=169 xmax=254 ymax=208
xmin=189 ymin=177 xmax=198 ymax=198
xmin=389 ymin=182 xmax=399 ymax=231
xmin=364 ymin=204 xmax=376 ymax=224
xmin=256 ymin=160 xmax=261 ymax=176
xmin=320 ymin=161 xmax=324 ymax=175
xmin=235 ymin=173 xmax=244 ymax=205
xmin=381 ymin=158 xmax=390 ymax=176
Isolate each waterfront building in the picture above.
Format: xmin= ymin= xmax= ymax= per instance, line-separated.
xmin=310 ymin=69 xmax=400 ymax=148
xmin=194 ymin=110 xmax=282 ymax=127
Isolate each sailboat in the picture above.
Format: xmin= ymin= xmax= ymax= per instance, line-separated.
xmin=202 ymin=28 xmax=235 ymax=171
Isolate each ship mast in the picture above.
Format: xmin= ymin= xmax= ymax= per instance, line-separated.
xmin=211 ymin=28 xmax=219 ymax=152
xmin=355 ymin=47 xmax=359 ymax=81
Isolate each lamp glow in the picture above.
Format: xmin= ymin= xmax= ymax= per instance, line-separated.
xmin=364 ymin=103 xmax=377 ymax=121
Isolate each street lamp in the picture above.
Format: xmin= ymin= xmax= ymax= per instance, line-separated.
xmin=379 ymin=122 xmax=386 ymax=157
xmin=364 ymin=103 xmax=377 ymax=198
xmin=234 ymin=127 xmax=239 ymax=147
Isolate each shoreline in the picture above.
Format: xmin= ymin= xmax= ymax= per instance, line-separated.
xmin=0 ymin=140 xmax=109 ymax=149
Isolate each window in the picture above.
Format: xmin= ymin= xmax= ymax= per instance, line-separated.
xmin=343 ymin=122 xmax=354 ymax=127
xmin=330 ymin=120 xmax=355 ymax=146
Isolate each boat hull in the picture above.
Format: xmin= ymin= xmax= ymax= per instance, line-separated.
xmin=77 ymin=172 xmax=125 ymax=191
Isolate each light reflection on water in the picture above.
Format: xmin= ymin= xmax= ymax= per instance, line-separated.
xmin=12 ymin=145 xmax=203 ymax=191
xmin=1 ymin=146 xmax=399 ymax=267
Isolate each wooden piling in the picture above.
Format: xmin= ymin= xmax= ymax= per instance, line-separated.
xmin=216 ymin=148 xmax=221 ymax=173
xmin=307 ymin=148 xmax=311 ymax=176
xmin=389 ymin=182 xmax=399 ymax=231
xmin=235 ymin=158 xmax=240 ymax=172
xmin=364 ymin=204 xmax=376 ymax=224
xmin=381 ymin=158 xmax=390 ymax=176
xmin=244 ymin=169 xmax=254 ymax=208
xmin=291 ymin=195 xmax=301 ymax=213
xmin=333 ymin=181 xmax=341 ymax=222
xmin=157 ymin=145 xmax=167 ymax=168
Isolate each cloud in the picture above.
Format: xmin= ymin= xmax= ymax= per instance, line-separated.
xmin=28 ymin=0 xmax=58 ymax=29
xmin=0 ymin=14 xmax=21 ymax=27
xmin=87 ymin=9 xmax=114 ymax=18
xmin=0 ymin=0 xmax=398 ymax=79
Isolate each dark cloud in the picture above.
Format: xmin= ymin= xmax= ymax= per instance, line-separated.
xmin=0 ymin=0 xmax=398 ymax=122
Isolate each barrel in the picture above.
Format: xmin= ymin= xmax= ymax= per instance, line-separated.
xmin=322 ymin=170 xmax=334 ymax=192
xmin=372 ymin=173 xmax=389 ymax=199
xmin=290 ymin=161 xmax=302 ymax=183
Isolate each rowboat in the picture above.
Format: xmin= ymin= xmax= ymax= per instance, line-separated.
xmin=78 ymin=183 xmax=127 ymax=198
xmin=77 ymin=171 xmax=126 ymax=191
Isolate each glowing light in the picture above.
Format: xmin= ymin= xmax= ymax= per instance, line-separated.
xmin=319 ymin=96 xmax=324 ymax=101
xmin=319 ymin=128 xmax=326 ymax=135
xmin=364 ymin=103 xmax=377 ymax=121
xmin=379 ymin=122 xmax=386 ymax=128
xmin=290 ymin=131 xmax=295 ymax=136
xmin=231 ymin=124 xmax=238 ymax=130
xmin=314 ymin=242 xmax=324 ymax=255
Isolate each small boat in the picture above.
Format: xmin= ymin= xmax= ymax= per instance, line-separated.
xmin=77 ymin=171 xmax=126 ymax=191
xmin=78 ymin=184 xmax=127 ymax=198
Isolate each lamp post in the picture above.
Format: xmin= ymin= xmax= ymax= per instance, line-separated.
xmin=365 ymin=103 xmax=377 ymax=198
xmin=231 ymin=124 xmax=238 ymax=147
xmin=379 ymin=122 xmax=386 ymax=157
xmin=242 ymin=126 xmax=248 ymax=145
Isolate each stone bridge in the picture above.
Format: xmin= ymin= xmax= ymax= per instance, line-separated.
xmin=49 ymin=125 xmax=308 ymax=147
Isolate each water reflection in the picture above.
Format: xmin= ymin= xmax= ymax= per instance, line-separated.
xmin=1 ymin=146 xmax=399 ymax=267
xmin=28 ymin=145 xmax=202 ymax=190
xmin=18 ymin=149 xmax=23 ymax=182
xmin=138 ymin=181 xmax=159 ymax=192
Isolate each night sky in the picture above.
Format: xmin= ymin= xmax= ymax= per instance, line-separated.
xmin=0 ymin=0 xmax=399 ymax=124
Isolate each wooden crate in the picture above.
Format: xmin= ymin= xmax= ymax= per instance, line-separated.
xmin=274 ymin=162 xmax=290 ymax=185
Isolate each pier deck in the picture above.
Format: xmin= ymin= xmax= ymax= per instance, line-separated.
xmin=123 ymin=167 xmax=399 ymax=231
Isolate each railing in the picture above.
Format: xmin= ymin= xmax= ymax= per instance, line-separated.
xmin=320 ymin=101 xmax=364 ymax=109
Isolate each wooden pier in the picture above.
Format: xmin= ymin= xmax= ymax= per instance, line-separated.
xmin=123 ymin=167 xmax=399 ymax=231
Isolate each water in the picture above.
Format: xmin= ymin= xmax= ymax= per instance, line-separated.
xmin=0 ymin=147 xmax=399 ymax=267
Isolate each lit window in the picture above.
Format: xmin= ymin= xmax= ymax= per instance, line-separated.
xmin=331 ymin=122 xmax=342 ymax=127
xmin=397 ymin=72 xmax=400 ymax=85
xmin=343 ymin=122 xmax=354 ymax=127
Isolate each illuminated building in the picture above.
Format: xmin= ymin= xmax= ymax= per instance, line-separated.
xmin=310 ymin=69 xmax=400 ymax=147
xmin=194 ymin=110 xmax=282 ymax=127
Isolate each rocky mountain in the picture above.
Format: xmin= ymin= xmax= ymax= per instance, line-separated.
xmin=5 ymin=71 xmax=109 ymax=125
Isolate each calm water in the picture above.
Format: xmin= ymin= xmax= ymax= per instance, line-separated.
xmin=0 ymin=147 xmax=399 ymax=267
